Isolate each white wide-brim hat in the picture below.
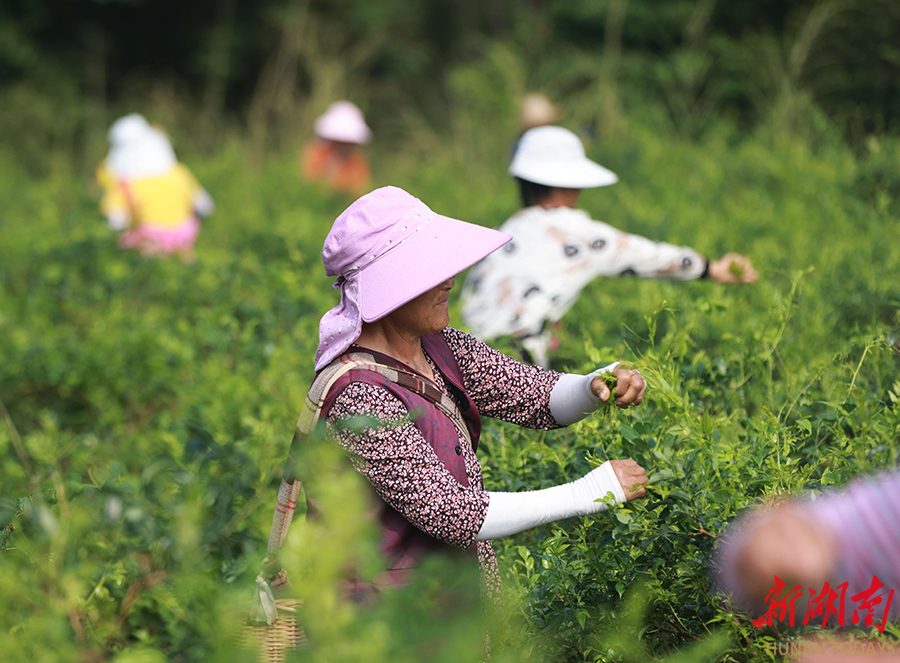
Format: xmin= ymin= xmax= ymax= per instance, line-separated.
xmin=509 ymin=125 xmax=618 ymax=189
xmin=314 ymin=101 xmax=372 ymax=145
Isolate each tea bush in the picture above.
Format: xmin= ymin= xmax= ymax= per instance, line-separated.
xmin=2 ymin=99 xmax=899 ymax=662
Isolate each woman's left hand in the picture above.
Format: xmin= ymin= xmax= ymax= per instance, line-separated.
xmin=610 ymin=459 xmax=649 ymax=500
xmin=591 ymin=368 xmax=645 ymax=407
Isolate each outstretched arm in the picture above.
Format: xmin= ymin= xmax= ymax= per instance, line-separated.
xmin=476 ymin=459 xmax=648 ymax=540
xmin=567 ymin=211 xmax=758 ymax=284
xmin=444 ymin=327 xmax=645 ymax=429
xmin=549 ymin=362 xmax=645 ymax=424
xmin=328 ymin=380 xmax=648 ymax=547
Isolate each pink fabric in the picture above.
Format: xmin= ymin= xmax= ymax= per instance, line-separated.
xmin=314 ymin=187 xmax=511 ymax=371
xmin=119 ymin=217 xmax=201 ymax=256
xmin=715 ymin=472 xmax=900 ymax=620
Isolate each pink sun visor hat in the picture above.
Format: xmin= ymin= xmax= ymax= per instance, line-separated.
xmin=315 ymin=186 xmax=511 ymax=371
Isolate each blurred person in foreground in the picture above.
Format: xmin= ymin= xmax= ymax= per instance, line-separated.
xmin=97 ymin=113 xmax=214 ymax=260
xmin=461 ymin=125 xmax=758 ymax=367
xmin=260 ymin=186 xmax=649 ymax=615
xmin=715 ymin=471 xmax=900 ymax=662
xmin=301 ymin=101 xmax=372 ymax=196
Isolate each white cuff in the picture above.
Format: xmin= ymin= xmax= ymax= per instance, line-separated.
xmin=106 ymin=211 xmax=129 ymax=230
xmin=475 ymin=460 xmax=626 ymax=541
xmin=549 ymin=362 xmax=619 ymax=425
xmin=193 ymin=190 xmax=215 ymax=217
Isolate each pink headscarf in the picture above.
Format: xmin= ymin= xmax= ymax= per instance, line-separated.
xmin=314 ymin=187 xmax=511 ymax=371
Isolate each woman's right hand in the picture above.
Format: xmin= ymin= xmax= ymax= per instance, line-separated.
xmin=610 ymin=459 xmax=649 ymax=501
xmin=590 ymin=367 xmax=646 ymax=407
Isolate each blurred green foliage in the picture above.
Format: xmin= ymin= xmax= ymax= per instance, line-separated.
xmin=2 ymin=0 xmax=900 ymax=175
xmin=2 ymin=14 xmax=900 ymax=661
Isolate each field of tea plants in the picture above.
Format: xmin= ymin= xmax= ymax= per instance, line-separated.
xmin=2 ymin=110 xmax=900 ymax=663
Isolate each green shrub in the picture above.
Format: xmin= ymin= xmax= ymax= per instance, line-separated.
xmin=2 ymin=84 xmax=899 ymax=662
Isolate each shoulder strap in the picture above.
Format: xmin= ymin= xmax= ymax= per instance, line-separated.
xmin=118 ymin=178 xmax=140 ymax=222
xmin=294 ymin=351 xmax=472 ymax=458
xmin=343 ymin=352 xmax=473 ymax=448
xmin=260 ymin=351 xmax=472 ymax=603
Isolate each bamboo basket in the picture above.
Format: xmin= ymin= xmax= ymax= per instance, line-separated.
xmin=240 ymin=599 xmax=307 ymax=662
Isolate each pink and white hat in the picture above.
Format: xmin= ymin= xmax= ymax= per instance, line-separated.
xmin=313 ymin=101 xmax=372 ymax=145
xmin=315 ymin=186 xmax=511 ymax=371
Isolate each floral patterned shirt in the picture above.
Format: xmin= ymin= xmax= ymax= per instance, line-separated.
xmin=325 ymin=326 xmax=562 ymax=588
xmin=461 ymin=205 xmax=706 ymax=363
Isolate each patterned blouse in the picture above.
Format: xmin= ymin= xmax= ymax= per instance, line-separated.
xmin=461 ymin=205 xmax=706 ymax=365
xmin=325 ymin=326 xmax=563 ymax=591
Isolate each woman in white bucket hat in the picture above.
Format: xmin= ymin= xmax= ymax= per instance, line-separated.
xmin=301 ymin=101 xmax=372 ymax=196
xmin=461 ymin=125 xmax=757 ymax=367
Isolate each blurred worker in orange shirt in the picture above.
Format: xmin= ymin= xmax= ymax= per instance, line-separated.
xmin=301 ymin=101 xmax=372 ymax=196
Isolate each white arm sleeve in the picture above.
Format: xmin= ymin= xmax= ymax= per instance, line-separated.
xmin=106 ymin=210 xmax=130 ymax=230
xmin=475 ymin=460 xmax=627 ymax=541
xmin=193 ymin=190 xmax=215 ymax=217
xmin=549 ymin=362 xmax=619 ymax=425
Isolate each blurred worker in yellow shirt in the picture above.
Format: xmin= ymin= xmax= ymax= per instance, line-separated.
xmin=97 ymin=114 xmax=214 ymax=260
